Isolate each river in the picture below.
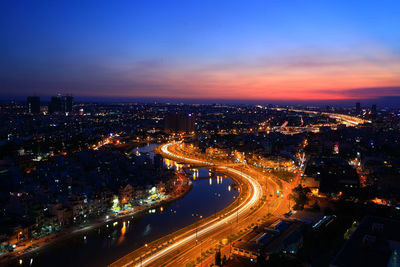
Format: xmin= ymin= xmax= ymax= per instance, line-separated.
xmin=14 ymin=144 xmax=238 ymax=267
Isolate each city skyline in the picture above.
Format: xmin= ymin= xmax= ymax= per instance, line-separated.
xmin=1 ymin=1 xmax=400 ymax=105
xmin=2 ymin=2 xmax=400 ymax=266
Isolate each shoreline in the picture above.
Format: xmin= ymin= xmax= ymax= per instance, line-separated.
xmin=109 ymin=143 xmax=246 ymax=267
xmin=0 ymin=171 xmax=193 ymax=266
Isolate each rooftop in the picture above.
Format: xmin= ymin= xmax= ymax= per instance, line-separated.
xmin=331 ymin=216 xmax=400 ymax=267
xmin=233 ymin=219 xmax=304 ymax=254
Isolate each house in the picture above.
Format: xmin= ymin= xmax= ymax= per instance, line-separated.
xmin=119 ymin=183 xmax=133 ymax=204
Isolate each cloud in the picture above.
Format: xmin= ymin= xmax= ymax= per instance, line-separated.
xmin=316 ymin=87 xmax=400 ymax=99
xmin=2 ymin=45 xmax=400 ymax=102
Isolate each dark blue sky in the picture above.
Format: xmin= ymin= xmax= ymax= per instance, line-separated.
xmin=1 ymin=0 xmax=400 ymax=104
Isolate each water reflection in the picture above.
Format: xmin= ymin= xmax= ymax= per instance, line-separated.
xmin=143 ymin=224 xmax=151 ymax=236
xmin=117 ymin=221 xmax=127 ymax=244
xmin=16 ymin=144 xmax=238 ymax=267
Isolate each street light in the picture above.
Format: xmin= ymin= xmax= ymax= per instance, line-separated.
xmin=229 ymin=221 xmax=233 ymax=257
xmin=192 ymin=213 xmax=202 ymax=243
xmin=139 ymin=242 xmax=149 ymax=266
xmin=17 ymin=231 xmax=22 ymax=241
xmin=200 ymin=239 xmax=203 ymax=267
xmin=236 ymin=189 xmax=241 ymax=224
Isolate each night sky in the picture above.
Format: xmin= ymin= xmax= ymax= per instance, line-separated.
xmin=1 ymin=0 xmax=400 ymax=104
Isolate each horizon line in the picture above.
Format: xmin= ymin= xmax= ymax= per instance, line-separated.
xmin=1 ymin=95 xmax=399 ymax=108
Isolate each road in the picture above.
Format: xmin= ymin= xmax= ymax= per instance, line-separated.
xmin=275 ymin=107 xmax=371 ymax=125
xmin=111 ymin=141 xmax=293 ymax=267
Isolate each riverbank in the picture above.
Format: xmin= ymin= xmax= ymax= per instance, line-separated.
xmin=0 ymin=174 xmax=193 ymax=267
xmin=109 ymin=144 xmax=248 ymax=267
xmin=3 ymin=142 xmax=240 ymax=267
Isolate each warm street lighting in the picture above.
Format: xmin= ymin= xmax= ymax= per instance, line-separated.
xmin=192 ymin=213 xmax=203 ymax=242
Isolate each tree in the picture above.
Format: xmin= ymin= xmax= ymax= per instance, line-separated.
xmin=289 ymin=185 xmax=310 ymax=210
xmin=222 ymin=255 xmax=227 ymax=265
xmin=215 ymin=249 xmax=221 ymax=266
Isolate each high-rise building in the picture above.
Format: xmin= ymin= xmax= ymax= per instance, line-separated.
xmin=371 ymin=104 xmax=377 ymax=115
xmin=49 ymin=95 xmax=63 ymax=113
xmin=63 ymin=96 xmax=73 ymax=113
xmin=355 ymin=102 xmax=361 ymax=114
xmin=27 ymin=96 xmax=40 ymax=114
xmin=164 ymin=113 xmax=195 ymax=133
xmin=48 ymin=95 xmax=73 ymax=114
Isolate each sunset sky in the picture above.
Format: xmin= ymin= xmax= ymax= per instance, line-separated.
xmin=1 ymin=0 xmax=400 ymax=104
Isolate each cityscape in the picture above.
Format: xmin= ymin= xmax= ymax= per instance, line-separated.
xmin=1 ymin=1 xmax=400 ymax=267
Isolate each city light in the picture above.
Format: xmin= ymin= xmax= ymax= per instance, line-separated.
xmin=1 ymin=11 xmax=398 ymax=264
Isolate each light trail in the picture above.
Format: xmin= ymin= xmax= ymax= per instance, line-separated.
xmin=160 ymin=142 xmax=214 ymax=166
xmin=272 ymin=107 xmax=371 ymax=125
xmin=127 ymin=142 xmax=263 ymax=267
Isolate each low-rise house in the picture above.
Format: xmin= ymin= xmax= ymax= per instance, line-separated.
xmin=119 ymin=183 xmax=133 ymax=205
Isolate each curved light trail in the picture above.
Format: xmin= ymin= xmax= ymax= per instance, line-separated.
xmin=127 ymin=142 xmax=263 ymax=267
xmin=283 ymin=108 xmax=371 ymax=125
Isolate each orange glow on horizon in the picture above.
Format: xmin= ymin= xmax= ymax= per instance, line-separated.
xmin=74 ymin=48 xmax=400 ymax=101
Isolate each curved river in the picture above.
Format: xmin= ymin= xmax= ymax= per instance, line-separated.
xmin=14 ymin=144 xmax=238 ymax=267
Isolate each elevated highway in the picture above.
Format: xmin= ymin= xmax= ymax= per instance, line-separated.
xmin=110 ymin=142 xmax=269 ymax=267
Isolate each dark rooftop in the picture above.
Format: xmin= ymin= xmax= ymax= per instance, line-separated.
xmin=331 ymin=216 xmax=400 ymax=267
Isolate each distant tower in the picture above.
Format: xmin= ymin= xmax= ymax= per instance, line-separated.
xmin=355 ymin=102 xmax=361 ymax=114
xmin=371 ymin=104 xmax=377 ymax=115
xmin=63 ymin=95 xmax=73 ymax=113
xmin=49 ymin=95 xmax=63 ymax=113
xmin=49 ymin=94 xmax=73 ymax=114
xmin=27 ymin=96 xmax=40 ymax=113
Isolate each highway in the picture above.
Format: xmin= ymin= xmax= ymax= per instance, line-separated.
xmin=138 ymin=142 xmax=263 ymax=266
xmin=111 ymin=141 xmax=291 ymax=267
xmin=273 ymin=107 xmax=371 ymax=125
